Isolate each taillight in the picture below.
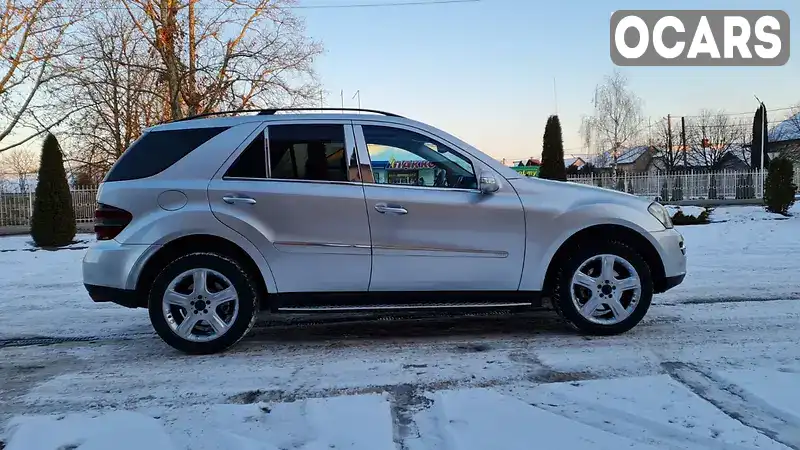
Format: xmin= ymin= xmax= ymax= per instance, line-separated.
xmin=94 ymin=203 xmax=133 ymax=241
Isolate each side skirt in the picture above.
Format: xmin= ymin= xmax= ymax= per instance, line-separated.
xmin=266 ymin=290 xmax=542 ymax=313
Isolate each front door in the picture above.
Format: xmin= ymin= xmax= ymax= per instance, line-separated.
xmin=208 ymin=121 xmax=372 ymax=293
xmin=353 ymin=121 xmax=526 ymax=292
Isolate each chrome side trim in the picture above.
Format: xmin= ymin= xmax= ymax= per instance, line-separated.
xmin=365 ymin=183 xmax=480 ymax=194
xmin=271 ymin=241 xmax=507 ymax=258
xmin=274 ymin=241 xmax=371 ymax=249
xmin=277 ymin=302 xmax=532 ymax=312
xmin=372 ymin=244 xmax=508 ymax=258
xmin=220 ymin=177 xmax=364 ymax=187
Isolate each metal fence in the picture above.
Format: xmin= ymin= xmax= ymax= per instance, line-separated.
xmin=566 ymin=170 xmax=800 ymax=202
xmin=2 ymin=169 xmax=799 ymax=226
xmin=0 ymin=187 xmax=97 ymax=227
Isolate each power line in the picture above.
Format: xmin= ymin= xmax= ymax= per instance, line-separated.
xmin=678 ymin=106 xmax=796 ymax=119
xmin=62 ymin=0 xmax=482 ymax=11
xmin=288 ymin=0 xmax=481 ymax=9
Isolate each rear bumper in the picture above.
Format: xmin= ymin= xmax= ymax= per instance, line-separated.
xmin=84 ymin=283 xmax=141 ymax=308
xmin=82 ymin=239 xmax=153 ymax=290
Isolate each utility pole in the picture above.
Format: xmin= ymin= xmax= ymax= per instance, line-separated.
xmin=681 ymin=116 xmax=688 ymax=168
xmin=754 ymin=95 xmax=766 ymax=198
xmin=667 ymin=114 xmax=673 ymax=169
xmin=553 ymin=78 xmax=558 ymax=115
xmin=352 ymin=90 xmax=361 ymax=111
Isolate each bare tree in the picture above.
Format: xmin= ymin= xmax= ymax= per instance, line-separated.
xmin=686 ymin=110 xmax=745 ymax=169
xmin=733 ymin=116 xmax=755 ymax=167
xmin=0 ymin=0 xmax=83 ymax=152
xmin=54 ymin=7 xmax=163 ymax=176
xmin=580 ymin=70 xmax=646 ymax=175
xmin=0 ymin=147 xmax=39 ymax=192
xmin=119 ymin=0 xmax=322 ymax=121
xmin=651 ymin=116 xmax=683 ymax=172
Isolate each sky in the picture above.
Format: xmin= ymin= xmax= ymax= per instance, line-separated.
xmin=299 ymin=0 xmax=800 ymax=162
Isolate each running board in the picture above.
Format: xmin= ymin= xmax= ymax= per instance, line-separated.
xmin=277 ymin=302 xmax=533 ymax=313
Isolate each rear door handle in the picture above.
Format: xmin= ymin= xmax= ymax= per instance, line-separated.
xmin=374 ymin=203 xmax=408 ymax=215
xmin=222 ymin=195 xmax=257 ymax=205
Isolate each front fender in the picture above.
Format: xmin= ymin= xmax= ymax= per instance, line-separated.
xmin=519 ymin=202 xmax=665 ymax=291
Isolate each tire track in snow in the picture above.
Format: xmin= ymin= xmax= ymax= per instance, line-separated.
xmin=527 ymin=392 xmax=763 ymax=450
xmin=386 ymin=384 xmax=434 ymax=450
xmin=662 ymin=361 xmax=800 ymax=450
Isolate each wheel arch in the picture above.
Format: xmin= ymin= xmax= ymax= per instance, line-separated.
xmin=542 ymin=224 xmax=667 ymax=298
xmin=134 ymin=234 xmax=271 ymax=309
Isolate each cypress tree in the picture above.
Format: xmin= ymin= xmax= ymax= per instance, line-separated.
xmin=539 ymin=115 xmax=567 ymax=181
xmin=751 ymin=104 xmax=770 ymax=170
xmin=31 ymin=133 xmax=76 ymax=247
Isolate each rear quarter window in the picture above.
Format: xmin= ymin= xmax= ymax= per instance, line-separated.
xmin=104 ymin=127 xmax=229 ymax=182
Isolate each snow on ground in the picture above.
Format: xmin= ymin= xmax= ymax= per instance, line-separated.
xmin=2 ymin=205 xmax=800 ymax=449
xmin=6 ymin=365 xmax=800 ymax=449
xmin=658 ymin=204 xmax=800 ymax=304
xmin=0 ymin=233 xmax=146 ymax=339
xmin=665 ymin=205 xmax=707 ymax=218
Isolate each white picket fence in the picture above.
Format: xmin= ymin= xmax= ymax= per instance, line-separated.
xmin=0 ymin=187 xmax=97 ymax=227
xmin=1 ymin=170 xmax=798 ymax=227
xmin=567 ymin=170 xmax=800 ymax=202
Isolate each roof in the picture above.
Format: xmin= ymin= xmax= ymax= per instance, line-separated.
xmin=149 ymin=112 xmax=411 ymax=132
xmin=564 ymin=157 xmax=584 ymax=168
xmin=590 ymin=146 xmax=650 ymax=168
xmin=769 ymin=113 xmax=800 ymax=142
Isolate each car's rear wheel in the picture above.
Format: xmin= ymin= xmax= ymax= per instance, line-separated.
xmin=148 ymin=252 xmax=258 ymax=354
xmin=552 ymin=241 xmax=653 ymax=335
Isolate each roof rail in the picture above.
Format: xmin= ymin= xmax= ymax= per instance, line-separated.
xmin=259 ymin=107 xmax=404 ymax=117
xmin=167 ymin=107 xmax=403 ymax=123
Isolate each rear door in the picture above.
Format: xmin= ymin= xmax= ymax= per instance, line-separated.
xmin=208 ymin=120 xmax=372 ymax=293
xmin=353 ymin=121 xmax=526 ymax=292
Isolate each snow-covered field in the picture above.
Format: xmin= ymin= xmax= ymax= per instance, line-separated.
xmin=1 ymin=205 xmax=799 ymax=449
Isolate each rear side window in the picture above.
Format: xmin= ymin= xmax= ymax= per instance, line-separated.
xmin=224 ymin=131 xmax=266 ymax=179
xmin=105 ymin=127 xmax=228 ymax=182
xmin=268 ymin=124 xmax=347 ymax=182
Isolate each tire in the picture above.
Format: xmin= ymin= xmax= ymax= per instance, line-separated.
xmin=552 ymin=240 xmax=653 ymax=336
xmin=148 ymin=252 xmax=258 ymax=354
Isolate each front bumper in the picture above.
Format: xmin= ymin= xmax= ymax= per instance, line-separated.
xmin=649 ymin=228 xmax=687 ymax=293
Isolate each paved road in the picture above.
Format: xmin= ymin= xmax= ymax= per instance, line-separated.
xmin=2 ymin=299 xmax=799 ymax=419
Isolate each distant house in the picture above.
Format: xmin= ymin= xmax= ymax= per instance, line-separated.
xmin=564 ymin=157 xmax=585 ymax=170
xmin=589 ymin=146 xmax=654 ymax=173
xmin=769 ymin=113 xmax=800 ymax=165
xmin=648 ymin=144 xmax=751 ymax=173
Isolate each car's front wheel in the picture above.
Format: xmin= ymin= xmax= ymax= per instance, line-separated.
xmin=148 ymin=252 xmax=258 ymax=354
xmin=552 ymin=241 xmax=653 ymax=335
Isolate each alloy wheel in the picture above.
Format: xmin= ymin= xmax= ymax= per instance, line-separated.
xmin=161 ymin=268 xmax=240 ymax=342
xmin=569 ymin=254 xmax=642 ymax=325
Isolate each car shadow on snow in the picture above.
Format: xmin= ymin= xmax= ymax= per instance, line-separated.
xmin=245 ymin=310 xmax=577 ymax=344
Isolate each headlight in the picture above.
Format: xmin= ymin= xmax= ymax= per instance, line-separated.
xmin=648 ymin=202 xmax=673 ymax=229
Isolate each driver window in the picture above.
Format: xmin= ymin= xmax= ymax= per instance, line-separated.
xmin=362 ymin=125 xmax=477 ymax=189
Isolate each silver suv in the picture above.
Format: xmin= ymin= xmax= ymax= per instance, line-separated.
xmin=82 ymin=108 xmax=686 ymax=354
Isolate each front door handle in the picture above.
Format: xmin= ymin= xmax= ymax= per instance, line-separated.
xmin=374 ymin=203 xmax=408 ymax=215
xmin=222 ymin=195 xmax=257 ymax=205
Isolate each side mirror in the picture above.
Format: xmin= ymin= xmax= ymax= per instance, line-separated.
xmin=479 ymin=171 xmax=500 ymax=194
